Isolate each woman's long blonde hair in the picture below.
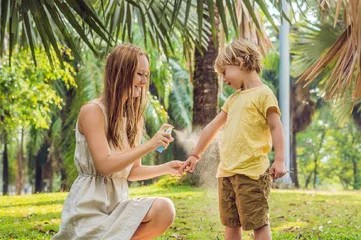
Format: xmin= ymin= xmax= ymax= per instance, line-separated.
xmin=102 ymin=44 xmax=149 ymax=149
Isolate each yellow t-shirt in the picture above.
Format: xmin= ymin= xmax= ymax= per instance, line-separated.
xmin=217 ymin=84 xmax=281 ymax=180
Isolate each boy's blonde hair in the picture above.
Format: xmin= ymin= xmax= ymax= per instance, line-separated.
xmin=215 ymin=39 xmax=262 ymax=74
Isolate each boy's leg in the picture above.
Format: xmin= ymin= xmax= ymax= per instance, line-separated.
xmin=225 ymin=226 xmax=242 ymax=240
xmin=232 ymin=172 xmax=272 ymax=238
xmin=218 ymin=177 xmax=243 ymax=239
xmin=254 ymin=224 xmax=271 ymax=240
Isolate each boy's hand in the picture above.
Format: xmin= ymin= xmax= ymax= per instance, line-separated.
xmin=179 ymin=156 xmax=199 ymax=174
xmin=270 ymin=160 xmax=287 ymax=179
xmin=166 ymin=160 xmax=183 ymax=176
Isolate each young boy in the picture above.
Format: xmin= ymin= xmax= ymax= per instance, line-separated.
xmin=180 ymin=39 xmax=287 ymax=240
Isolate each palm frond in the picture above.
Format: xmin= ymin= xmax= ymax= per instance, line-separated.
xmin=168 ymin=58 xmax=192 ymax=130
xmin=0 ymin=0 xmax=112 ymax=65
xmin=90 ymin=0 xmax=213 ymax=58
xmin=291 ymin=22 xmax=342 ymax=77
xmin=296 ymin=0 xmax=361 ymax=103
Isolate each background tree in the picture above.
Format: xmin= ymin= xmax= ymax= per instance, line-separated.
xmin=0 ymin=48 xmax=75 ymax=194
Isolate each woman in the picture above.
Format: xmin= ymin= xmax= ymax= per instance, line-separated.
xmin=53 ymin=44 xmax=182 ymax=240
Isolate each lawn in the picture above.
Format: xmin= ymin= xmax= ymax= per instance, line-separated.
xmin=0 ymin=185 xmax=360 ymax=239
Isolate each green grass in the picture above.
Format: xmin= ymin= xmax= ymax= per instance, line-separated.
xmin=1 ymin=186 xmax=361 ymax=239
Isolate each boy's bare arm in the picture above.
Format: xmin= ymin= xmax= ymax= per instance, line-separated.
xmin=179 ymin=111 xmax=227 ymax=173
xmin=267 ymin=107 xmax=287 ymax=179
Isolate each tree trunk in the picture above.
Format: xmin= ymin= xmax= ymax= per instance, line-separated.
xmin=45 ymin=157 xmax=53 ymax=192
xmin=192 ymin=2 xmax=219 ymax=128
xmin=60 ymin=167 xmax=67 ymax=192
xmin=16 ymin=128 xmax=25 ymax=195
xmin=2 ymin=133 xmax=9 ymax=195
xmin=305 ymin=172 xmax=312 ymax=188
xmin=313 ymin=129 xmax=326 ymax=189
xmin=290 ymin=131 xmax=299 ymax=188
xmin=313 ymin=156 xmax=318 ymax=189
xmin=35 ymin=156 xmax=43 ymax=193
xmin=352 ymin=159 xmax=360 ymax=190
xmin=44 ymin=144 xmax=55 ymax=192
xmin=192 ymin=44 xmax=219 ymax=126
xmin=189 ymin=1 xmax=219 ymax=187
xmin=35 ymin=142 xmax=49 ymax=193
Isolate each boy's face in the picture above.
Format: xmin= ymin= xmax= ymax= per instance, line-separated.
xmin=222 ymin=65 xmax=245 ymax=90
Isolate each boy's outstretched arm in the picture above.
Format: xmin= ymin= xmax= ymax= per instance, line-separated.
xmin=179 ymin=111 xmax=227 ymax=174
xmin=267 ymin=107 xmax=287 ymax=179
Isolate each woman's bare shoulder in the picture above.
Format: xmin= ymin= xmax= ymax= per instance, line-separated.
xmin=78 ymin=102 xmax=105 ymax=134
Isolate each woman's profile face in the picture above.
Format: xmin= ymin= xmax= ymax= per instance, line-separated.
xmin=132 ymin=55 xmax=149 ymax=98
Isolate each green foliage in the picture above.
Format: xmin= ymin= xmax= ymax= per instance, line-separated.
xmin=0 ymin=48 xmax=75 ymax=131
xmin=154 ymin=174 xmax=195 ymax=188
xmin=327 ymin=121 xmax=361 ymax=190
xmin=297 ymin=106 xmax=361 ymax=190
xmin=150 ymin=53 xmax=174 ymax=109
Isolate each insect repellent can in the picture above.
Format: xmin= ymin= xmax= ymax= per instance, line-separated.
xmin=156 ymin=128 xmax=173 ymax=153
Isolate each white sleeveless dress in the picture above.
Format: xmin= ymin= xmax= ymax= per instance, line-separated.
xmin=52 ymin=99 xmax=156 ymax=240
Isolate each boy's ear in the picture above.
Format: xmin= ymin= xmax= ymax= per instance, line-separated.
xmin=237 ymin=57 xmax=244 ymax=68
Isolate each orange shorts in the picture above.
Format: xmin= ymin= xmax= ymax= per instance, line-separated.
xmin=217 ymin=170 xmax=272 ymax=231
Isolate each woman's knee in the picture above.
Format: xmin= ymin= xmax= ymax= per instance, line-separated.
xmin=154 ymin=197 xmax=175 ymax=225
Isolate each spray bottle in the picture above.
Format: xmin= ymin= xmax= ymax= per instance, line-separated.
xmin=156 ymin=128 xmax=173 ymax=153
